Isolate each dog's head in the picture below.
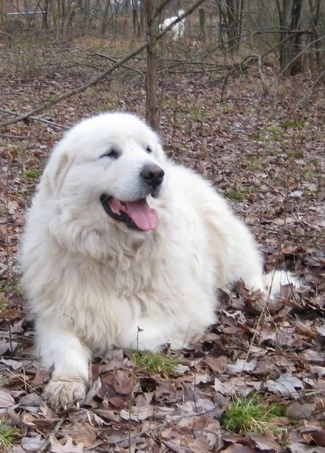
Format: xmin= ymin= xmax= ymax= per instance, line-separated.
xmin=43 ymin=112 xmax=167 ymax=234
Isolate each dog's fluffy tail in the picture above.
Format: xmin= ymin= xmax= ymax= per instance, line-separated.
xmin=263 ymin=270 xmax=300 ymax=297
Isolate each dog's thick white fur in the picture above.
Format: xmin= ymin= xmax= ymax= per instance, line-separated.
xmin=159 ymin=9 xmax=186 ymax=40
xmin=21 ymin=112 xmax=296 ymax=410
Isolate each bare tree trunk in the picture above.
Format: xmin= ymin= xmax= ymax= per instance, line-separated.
xmin=289 ymin=0 xmax=303 ymax=74
xmin=101 ymin=0 xmax=111 ymax=36
xmin=83 ymin=0 xmax=92 ymax=33
xmin=41 ymin=0 xmax=50 ymax=30
xmin=276 ymin=0 xmax=303 ymax=75
xmin=0 ymin=0 xmax=5 ymax=33
xmin=145 ymin=0 xmax=159 ymax=131
xmin=199 ymin=8 xmax=205 ymax=41
xmin=131 ymin=0 xmax=138 ymax=36
xmin=218 ymin=0 xmax=245 ymax=53
xmin=51 ymin=0 xmax=58 ymax=30
xmin=226 ymin=0 xmax=237 ymax=50
xmin=308 ymin=0 xmax=322 ymax=69
xmin=139 ymin=0 xmax=145 ymax=37
xmin=145 ymin=0 xmax=206 ymax=129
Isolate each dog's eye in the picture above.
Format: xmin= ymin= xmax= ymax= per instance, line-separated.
xmin=146 ymin=146 xmax=153 ymax=154
xmin=100 ymin=149 xmax=119 ymax=159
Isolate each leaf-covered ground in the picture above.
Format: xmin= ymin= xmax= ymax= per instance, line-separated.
xmin=0 ymin=40 xmax=324 ymax=452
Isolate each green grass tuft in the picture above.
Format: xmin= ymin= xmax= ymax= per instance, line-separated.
xmin=280 ymin=119 xmax=305 ymax=129
xmin=222 ymin=394 xmax=286 ymax=434
xmin=24 ymin=169 xmax=42 ymax=179
xmin=0 ymin=277 xmax=22 ymax=298
xmin=265 ymin=146 xmax=279 ymax=156
xmin=0 ymin=421 xmax=17 ymax=452
xmin=267 ymin=125 xmax=283 ymax=141
xmin=128 ymin=351 xmax=179 ymax=376
xmin=225 ymin=190 xmax=244 ymax=201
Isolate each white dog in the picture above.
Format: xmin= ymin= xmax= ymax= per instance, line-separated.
xmin=21 ymin=112 xmax=296 ymax=410
xmin=159 ymin=9 xmax=186 ymax=40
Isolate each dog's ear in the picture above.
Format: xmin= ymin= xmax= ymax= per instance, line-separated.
xmin=53 ymin=154 xmax=70 ymax=192
xmin=42 ymin=153 xmax=70 ymax=197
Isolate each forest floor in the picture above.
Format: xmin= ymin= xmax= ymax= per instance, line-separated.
xmin=0 ymin=37 xmax=325 ymax=452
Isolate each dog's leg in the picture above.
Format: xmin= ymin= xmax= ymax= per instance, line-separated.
xmin=37 ymin=323 xmax=90 ymax=411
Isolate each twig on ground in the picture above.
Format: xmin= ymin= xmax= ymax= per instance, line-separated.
xmin=108 ymin=408 xmax=220 ymax=446
xmin=39 ymin=417 xmax=65 ymax=453
xmin=1 ymin=135 xmax=29 ymax=140
xmin=0 ymin=43 xmax=148 ymax=129
xmin=0 ymin=108 xmax=68 ymax=129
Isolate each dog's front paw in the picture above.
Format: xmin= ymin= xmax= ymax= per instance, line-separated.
xmin=43 ymin=375 xmax=87 ymax=411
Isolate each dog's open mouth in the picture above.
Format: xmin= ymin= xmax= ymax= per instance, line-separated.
xmin=100 ymin=195 xmax=158 ymax=231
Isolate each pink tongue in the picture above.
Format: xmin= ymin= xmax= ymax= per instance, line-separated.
xmin=125 ymin=200 xmax=158 ymax=231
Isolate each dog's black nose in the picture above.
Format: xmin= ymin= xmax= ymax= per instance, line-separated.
xmin=141 ymin=164 xmax=165 ymax=188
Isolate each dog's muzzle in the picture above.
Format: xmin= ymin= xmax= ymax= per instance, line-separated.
xmin=100 ymin=163 xmax=164 ymax=232
xmin=141 ymin=163 xmax=165 ymax=192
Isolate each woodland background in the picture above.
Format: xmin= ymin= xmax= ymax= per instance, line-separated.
xmin=0 ymin=1 xmax=324 ymax=452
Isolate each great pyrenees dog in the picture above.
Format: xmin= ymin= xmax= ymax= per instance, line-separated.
xmin=21 ymin=112 xmax=297 ymax=410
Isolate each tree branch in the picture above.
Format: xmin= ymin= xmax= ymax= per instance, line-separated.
xmin=0 ymin=107 xmax=68 ymax=129
xmin=0 ymin=42 xmax=147 ymax=129
xmin=74 ymin=47 xmax=144 ymax=77
xmin=154 ymin=0 xmax=174 ymax=18
xmin=0 ymin=0 xmax=207 ymax=130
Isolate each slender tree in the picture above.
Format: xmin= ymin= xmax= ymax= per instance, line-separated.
xmin=308 ymin=0 xmax=322 ymax=69
xmin=218 ymin=0 xmax=245 ymax=53
xmin=145 ymin=0 xmax=159 ymax=131
xmin=276 ymin=0 xmax=303 ymax=75
xmin=0 ymin=0 xmax=4 ymax=33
